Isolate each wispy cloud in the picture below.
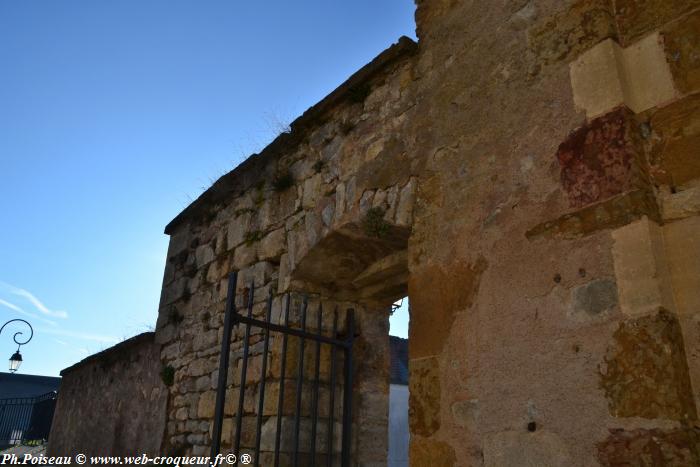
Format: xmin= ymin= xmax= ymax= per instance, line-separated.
xmin=0 ymin=282 xmax=68 ymax=319
xmin=0 ymin=298 xmax=58 ymax=327
xmin=0 ymin=298 xmax=22 ymax=313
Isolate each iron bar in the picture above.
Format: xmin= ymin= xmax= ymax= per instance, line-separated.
xmin=233 ymin=282 xmax=256 ymax=457
xmin=341 ymin=309 xmax=355 ymax=467
xmin=230 ymin=315 xmax=348 ymax=348
xmin=326 ymin=310 xmax=338 ymax=467
xmin=253 ymin=289 xmax=273 ymax=467
xmin=210 ymin=271 xmax=238 ymax=457
xmin=292 ymin=297 xmax=308 ymax=467
xmin=273 ymin=294 xmax=291 ymax=467
xmin=309 ymin=304 xmax=323 ymax=467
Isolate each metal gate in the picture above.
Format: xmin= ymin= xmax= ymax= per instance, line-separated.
xmin=211 ymin=271 xmax=355 ymax=467
xmin=0 ymin=391 xmax=57 ymax=449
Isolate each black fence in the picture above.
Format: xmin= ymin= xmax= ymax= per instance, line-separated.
xmin=211 ymin=271 xmax=355 ymax=467
xmin=0 ymin=391 xmax=57 ymax=449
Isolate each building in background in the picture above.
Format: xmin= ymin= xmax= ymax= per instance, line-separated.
xmin=0 ymin=373 xmax=60 ymax=449
xmin=0 ymin=373 xmax=60 ymax=399
xmin=389 ymin=336 xmax=408 ymax=467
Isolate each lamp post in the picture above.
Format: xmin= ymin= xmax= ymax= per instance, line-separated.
xmin=0 ymin=319 xmax=34 ymax=373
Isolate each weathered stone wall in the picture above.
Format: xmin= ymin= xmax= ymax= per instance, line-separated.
xmin=405 ymin=0 xmax=700 ymax=465
xmin=47 ymin=332 xmax=168 ymax=456
xmin=156 ymin=38 xmax=417 ymax=463
xmin=152 ymin=0 xmax=700 ymax=465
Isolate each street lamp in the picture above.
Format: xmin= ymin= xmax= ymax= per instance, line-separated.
xmin=0 ymin=319 xmax=33 ymax=373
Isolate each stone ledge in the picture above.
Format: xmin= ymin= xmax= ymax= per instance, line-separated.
xmin=59 ymin=331 xmax=156 ymax=376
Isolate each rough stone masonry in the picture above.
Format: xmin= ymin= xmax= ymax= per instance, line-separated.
xmin=49 ymin=0 xmax=700 ymax=465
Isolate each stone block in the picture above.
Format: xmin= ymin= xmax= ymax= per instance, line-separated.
xmin=556 ymin=107 xmax=646 ymax=208
xmin=197 ymin=391 xmax=216 ymax=418
xmin=395 ymin=178 xmax=416 ymax=227
xmin=660 ymin=181 xmax=700 ymax=221
xmin=614 ymin=0 xmax=700 ymax=45
xmin=599 ymin=309 xmax=697 ymax=420
xmin=483 ymin=431 xmax=573 ymax=467
xmin=232 ymin=243 xmax=257 ymax=270
xmin=409 ymin=437 xmax=456 ymax=467
xmin=571 ymin=278 xmax=619 ymax=317
xmin=302 ymin=174 xmax=322 ymax=209
xmin=619 ymin=33 xmax=678 ymax=112
xmin=647 ymin=92 xmax=700 ymax=187
xmin=663 ymin=10 xmax=700 ymax=95
xmin=257 ymin=228 xmax=285 ymax=261
xmin=570 ymin=35 xmax=677 ymax=118
xmin=451 ymin=399 xmax=479 ymax=428
xmin=408 ymin=257 xmax=487 ymax=358
xmin=612 ymin=217 xmax=675 ymax=316
xmin=195 ymin=244 xmax=215 ymax=268
xmin=227 ymin=213 xmax=252 ymax=250
xmin=526 ymin=189 xmax=659 ymax=239
xmin=664 ymin=216 xmax=700 ymax=317
xmin=409 ymin=357 xmax=441 ymax=437
xmin=597 ymin=428 xmax=700 ymax=466
xmin=569 ymin=39 xmax=625 ymax=118
xmin=528 ymin=0 xmax=617 ymax=66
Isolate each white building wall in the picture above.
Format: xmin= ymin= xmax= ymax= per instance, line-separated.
xmin=388 ymin=383 xmax=409 ymax=467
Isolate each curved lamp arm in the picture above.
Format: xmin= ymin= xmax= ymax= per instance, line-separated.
xmin=0 ymin=318 xmax=34 ymax=349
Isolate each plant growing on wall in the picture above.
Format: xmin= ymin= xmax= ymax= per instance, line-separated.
xmin=160 ymin=365 xmax=175 ymax=386
xmin=244 ymin=230 xmax=264 ymax=246
xmin=363 ymin=207 xmax=390 ymax=238
xmin=168 ymin=309 xmax=184 ymax=325
xmin=272 ymin=169 xmax=294 ymax=192
xmin=348 ymin=84 xmax=371 ymax=103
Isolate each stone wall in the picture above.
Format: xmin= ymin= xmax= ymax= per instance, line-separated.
xmin=151 ymin=0 xmax=700 ymax=465
xmin=156 ymin=37 xmax=417 ymax=463
xmin=47 ymin=332 xmax=168 ymax=456
xmin=406 ymin=0 xmax=700 ymax=465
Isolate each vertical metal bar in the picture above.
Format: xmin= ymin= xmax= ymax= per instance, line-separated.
xmin=292 ymin=297 xmax=308 ymax=467
xmin=234 ymin=281 xmax=256 ymax=457
xmin=326 ymin=309 xmax=338 ymax=467
xmin=341 ymin=309 xmax=355 ymax=467
xmin=211 ymin=271 xmax=238 ymax=458
xmin=254 ymin=288 xmax=274 ymax=467
xmin=274 ymin=294 xmax=291 ymax=467
xmin=309 ymin=303 xmax=323 ymax=467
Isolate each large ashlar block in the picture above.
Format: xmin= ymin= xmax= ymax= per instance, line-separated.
xmin=570 ymin=34 xmax=677 ymax=118
xmin=662 ymin=10 xmax=700 ymax=95
xmin=664 ymin=216 xmax=700 ymax=317
xmin=483 ymin=431 xmax=572 ymax=467
xmin=611 ymin=217 xmax=675 ymax=317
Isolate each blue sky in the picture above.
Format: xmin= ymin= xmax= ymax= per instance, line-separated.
xmin=0 ymin=1 xmax=415 ymax=376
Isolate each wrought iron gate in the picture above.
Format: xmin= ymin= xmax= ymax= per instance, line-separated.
xmin=0 ymin=391 xmax=57 ymax=449
xmin=211 ymin=271 xmax=355 ymax=467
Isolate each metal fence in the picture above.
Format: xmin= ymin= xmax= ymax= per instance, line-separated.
xmin=211 ymin=271 xmax=355 ymax=467
xmin=0 ymin=391 xmax=57 ymax=449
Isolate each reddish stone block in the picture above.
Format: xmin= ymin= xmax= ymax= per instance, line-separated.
xmin=556 ymin=107 xmax=646 ymax=208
